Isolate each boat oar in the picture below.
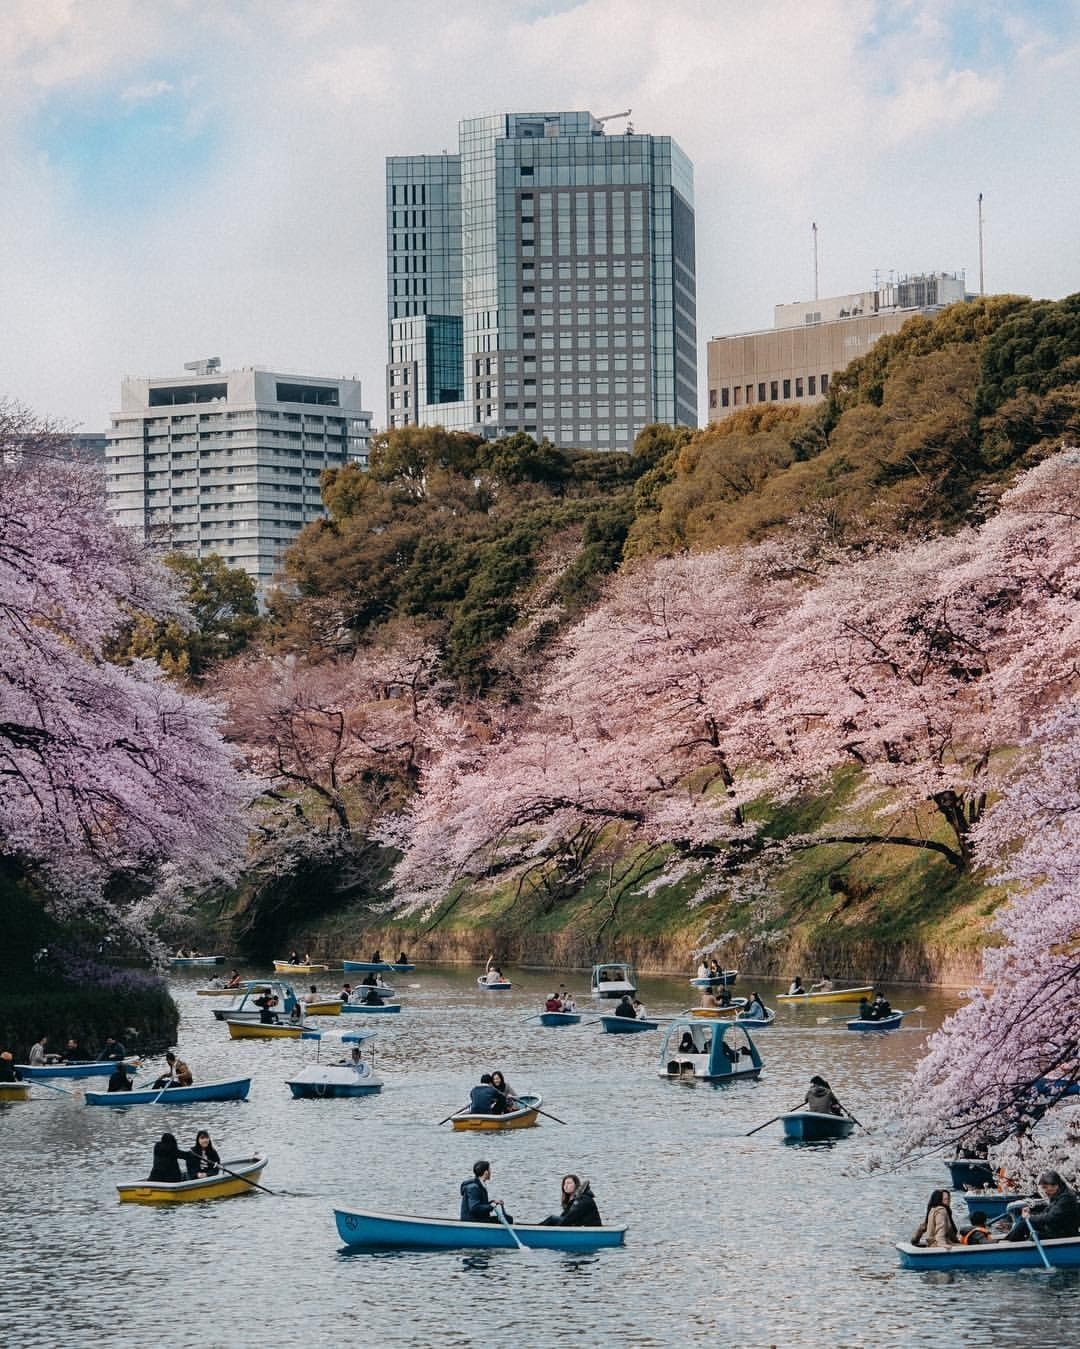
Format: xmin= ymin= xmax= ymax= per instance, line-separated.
xmin=535 ymin=1106 xmax=567 ymax=1125
xmin=1024 ymin=1215 xmax=1054 ymax=1271
xmin=204 ymin=1158 xmax=275 ymax=1196
xmin=438 ymin=1105 xmax=470 ymax=1126
xmin=838 ymin=1103 xmax=870 ymax=1133
xmin=746 ymin=1101 xmax=805 ymax=1136
xmin=492 ymin=1087 xmax=566 ymax=1126
xmin=495 ymin=1202 xmax=524 ymax=1252
xmin=28 ymin=1078 xmax=77 ymax=1097
xmin=520 ymin=1014 xmax=541 ymax=1024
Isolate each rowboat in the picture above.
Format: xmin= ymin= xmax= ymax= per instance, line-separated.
xmin=780 ymin=1110 xmax=855 ymax=1141
xmin=17 ymin=1056 xmax=140 ymax=1080
xmin=170 ymin=955 xmax=225 ymax=967
xmin=535 ymin=1011 xmax=582 ymax=1026
xmin=591 ymin=963 xmax=636 ymax=998
xmin=117 ymin=1155 xmax=267 ymax=1205
xmin=477 ymin=976 xmax=512 ymax=990
xmin=689 ymin=999 xmax=747 ymax=1018
xmin=450 ymin=1094 xmax=542 ymax=1130
xmin=658 ymin=1019 xmax=764 ymax=1083
xmin=947 ymin=1158 xmax=995 ymax=1190
xmin=342 ymin=960 xmax=392 ymax=973
xmin=896 ymin=1234 xmax=1080 ymax=1271
xmin=0 ymin=1081 xmax=31 ymax=1102
xmin=959 ymin=1190 xmax=1035 ymax=1221
xmin=211 ymin=980 xmax=301 ymax=1022
xmin=599 ymin=1015 xmax=659 ymax=1034
xmin=196 ymin=985 xmax=256 ymax=997
xmin=287 ymin=1061 xmax=383 ymax=1099
xmin=85 ymin=1077 xmax=251 ymax=1107
xmin=847 ymin=1012 xmax=904 ymax=1032
xmin=273 ymin=960 xmax=329 ymax=975
xmin=340 ymin=1002 xmax=401 ymax=1014
xmin=689 ymin=970 xmax=738 ymax=988
xmin=226 ymin=1018 xmax=309 ymax=1040
xmin=736 ymin=1008 xmax=776 ymax=1026
xmin=776 ymin=984 xmax=873 ymax=1004
xmin=334 ymin=1207 xmax=626 ymax=1252
xmin=303 ymin=999 xmax=343 ymax=1016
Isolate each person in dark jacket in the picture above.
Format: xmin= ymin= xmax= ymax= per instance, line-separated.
xmin=148 ymin=1133 xmax=192 ymax=1183
xmin=107 ymin=1064 xmax=133 ymax=1092
xmin=614 ymin=994 xmax=636 ymax=1019
xmin=0 ymin=1051 xmax=20 ymax=1082
xmin=540 ymin=1174 xmax=602 ymax=1227
xmin=469 ymin=1074 xmax=503 ymax=1114
xmin=858 ymin=997 xmax=873 ymax=1021
xmin=1006 ymin=1171 xmax=1080 ymax=1241
xmin=459 ymin=1160 xmax=511 ymax=1223
xmin=362 ymin=987 xmax=385 ymax=1006
xmin=97 ymin=1036 xmax=127 ymax=1061
xmin=186 ymin=1130 xmax=220 ymax=1179
xmin=804 ymin=1075 xmax=844 ymax=1116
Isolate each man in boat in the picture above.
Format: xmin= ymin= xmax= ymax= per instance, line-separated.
xmin=0 ymin=1051 xmax=21 ymax=1083
xmin=1005 ymin=1171 xmax=1080 ymax=1241
xmin=718 ymin=984 xmax=733 ymax=1008
xmin=302 ymin=984 xmax=320 ymax=1005
xmin=469 ymin=1073 xmax=504 ymax=1114
xmin=225 ymin=969 xmax=242 ymax=988
xmin=62 ymin=1037 xmax=87 ymax=1063
xmin=370 ymin=949 xmax=383 ymax=963
xmin=614 ymin=994 xmax=637 ymax=1019
xmin=559 ymin=988 xmax=576 ymax=1013
xmin=28 ymin=1036 xmax=48 ymax=1066
xmin=460 ymin=1160 xmax=512 ymax=1224
xmin=700 ymin=988 xmax=718 ymax=1010
xmin=341 ymin=981 xmax=354 ymax=1002
xmin=870 ymin=992 xmax=892 ymax=1020
xmin=804 ymin=1075 xmax=844 ymax=1116
xmin=397 ymin=951 xmax=409 ymax=964
xmin=97 ymin=1035 xmax=127 ymax=1061
xmin=289 ymin=950 xmax=299 ymax=964
xmin=810 ymin=976 xmax=834 ymax=993
xmin=788 ymin=976 xmax=805 ymax=996
xmin=107 ymin=1062 xmax=133 ymax=1092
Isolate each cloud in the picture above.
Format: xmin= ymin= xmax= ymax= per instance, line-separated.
xmin=120 ymin=79 xmax=175 ymax=105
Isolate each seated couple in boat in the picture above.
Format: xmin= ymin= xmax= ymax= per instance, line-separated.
xmin=614 ymin=995 xmax=648 ymax=1019
xmin=857 ymin=994 xmax=893 ymax=1021
xmin=468 ymin=1071 xmax=518 ymax=1113
xmin=699 ymin=986 xmax=734 ymax=1009
xmin=287 ymin=950 xmax=311 ymax=965
xmin=148 ymin=1131 xmax=220 ymax=1182
xmin=482 ymin=954 xmax=506 ymax=984
xmin=459 ymin=1162 xmax=602 ymax=1228
xmin=544 ymin=990 xmax=576 ymax=1012
xmin=207 ymin=969 xmax=243 ymax=989
xmin=150 ymin=1051 xmax=194 ymax=1089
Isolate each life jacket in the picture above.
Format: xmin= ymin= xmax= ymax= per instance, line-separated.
xmin=961 ymin=1226 xmax=990 ymax=1244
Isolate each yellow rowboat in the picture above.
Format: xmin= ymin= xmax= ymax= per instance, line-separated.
xmin=226 ymin=1018 xmax=307 ymax=1040
xmin=450 ymin=1094 xmax=542 ymax=1131
xmin=776 ymin=985 xmax=874 ymax=1004
xmin=0 ymin=1081 xmax=32 ymax=1102
xmin=273 ymin=961 xmax=328 ymax=975
xmin=117 ymin=1156 xmax=267 ymax=1204
xmin=303 ymin=999 xmax=342 ymax=1016
xmin=689 ymin=1006 xmax=740 ymax=1019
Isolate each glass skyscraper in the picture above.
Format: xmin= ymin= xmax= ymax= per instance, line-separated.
xmin=386 ymin=111 xmax=696 ymax=451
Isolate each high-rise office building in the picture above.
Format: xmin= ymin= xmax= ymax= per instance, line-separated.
xmin=106 ymin=361 xmax=372 ymax=585
xmin=387 ymin=111 xmax=697 ymax=451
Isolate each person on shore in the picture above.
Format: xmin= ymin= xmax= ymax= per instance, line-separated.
xmin=28 ymin=1036 xmax=48 ymax=1066
xmin=0 ymin=1052 xmax=21 ymax=1082
xmin=107 ymin=1063 xmax=133 ymax=1092
xmin=97 ymin=1036 xmax=126 ymax=1061
xmin=960 ymin=1210 xmax=992 ymax=1245
xmin=1005 ymin=1171 xmax=1080 ymax=1242
xmin=788 ymin=976 xmax=805 ymax=996
xmin=186 ymin=1130 xmax=220 ymax=1179
xmin=148 ymin=1133 xmax=193 ymax=1183
xmin=490 ymin=1070 xmax=518 ymax=1111
xmin=804 ymin=1075 xmax=844 ymax=1116
xmin=469 ymin=1074 xmax=503 ymax=1115
xmin=459 ymin=1160 xmax=511 ymax=1224
xmin=911 ymin=1189 xmax=959 ymax=1247
xmin=614 ymin=994 xmax=637 ymax=1019
xmin=539 ymin=1174 xmax=602 ymax=1227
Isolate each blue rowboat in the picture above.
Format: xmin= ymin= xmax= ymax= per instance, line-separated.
xmin=736 ymin=1008 xmax=775 ymax=1027
xmin=947 ymin=1158 xmax=995 ymax=1190
xmin=17 ymin=1057 xmax=140 ymax=1080
xmin=342 ymin=960 xmax=393 ymax=973
xmin=959 ymin=1190 xmax=1036 ymax=1222
xmin=85 ymin=1077 xmax=251 ymax=1107
xmin=847 ymin=1012 xmax=904 ymax=1032
xmin=658 ymin=1019 xmax=764 ymax=1082
xmin=689 ymin=970 xmax=738 ymax=988
xmin=600 ymin=1016 xmax=658 ymax=1034
xmin=340 ymin=1002 xmax=401 ymax=1014
xmin=896 ymin=1234 xmax=1080 ymax=1271
xmin=286 ymin=1064 xmax=383 ymax=1099
xmin=477 ymin=976 xmax=512 ymax=990
xmin=389 ymin=962 xmax=415 ymax=973
xmin=334 ymin=1207 xmax=627 ymax=1252
xmin=780 ymin=1110 xmax=855 ymax=1141
xmin=537 ymin=1011 xmax=582 ymax=1027
xmin=170 ymin=955 xmax=225 ymax=966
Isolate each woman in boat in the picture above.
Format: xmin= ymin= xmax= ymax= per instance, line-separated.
xmin=289 ymin=950 xmax=299 ymax=964
xmin=560 ymin=991 xmax=576 ymax=1013
xmin=697 ymin=960 xmax=709 ymax=979
xmin=744 ymin=992 xmax=766 ymax=1019
xmin=633 ymin=998 xmax=648 ymax=1020
xmin=870 ymin=993 xmax=892 ymax=1020
xmin=678 ymin=1030 xmax=698 ymax=1053
xmin=788 ymin=976 xmax=805 ymax=996
xmin=490 ymin=1070 xmax=518 ymax=1110
xmin=540 ymin=1174 xmax=602 ymax=1227
xmin=1004 ymin=1171 xmax=1080 ymax=1241
xmin=397 ymin=951 xmax=408 ymax=964
xmin=911 ymin=1189 xmax=959 ymax=1247
xmin=362 ymin=971 xmax=379 ymax=987
xmin=186 ymin=1130 xmax=220 ymax=1179
xmin=362 ymin=986 xmax=385 ymax=1006
xmin=107 ymin=1063 xmax=133 ymax=1092
xmin=545 ymin=992 xmax=562 ymax=1012
xmin=858 ymin=996 xmax=873 ymax=1020
xmin=370 ymin=949 xmax=382 ymax=963
xmin=148 ymin=1133 xmax=190 ymax=1183
xmin=804 ymin=1075 xmax=844 ymax=1116
xmin=172 ymin=1056 xmax=194 ymax=1087
xmin=614 ymin=994 xmax=637 ymax=1019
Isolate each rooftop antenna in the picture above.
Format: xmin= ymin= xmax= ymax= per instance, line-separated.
xmin=812 ymin=221 xmax=819 ymax=301
xmin=977 ymin=192 xmax=985 ymax=296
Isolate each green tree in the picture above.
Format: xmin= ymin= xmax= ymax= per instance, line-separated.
xmin=975 ymin=292 xmax=1080 ymax=415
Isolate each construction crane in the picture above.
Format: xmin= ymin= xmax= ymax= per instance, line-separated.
xmin=596 ymin=110 xmax=634 ymax=133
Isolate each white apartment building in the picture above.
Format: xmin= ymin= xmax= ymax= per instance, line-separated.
xmin=106 ymin=361 xmax=372 ymax=585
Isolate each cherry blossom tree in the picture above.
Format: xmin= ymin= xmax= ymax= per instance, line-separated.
xmin=0 ymin=409 xmax=249 ymax=936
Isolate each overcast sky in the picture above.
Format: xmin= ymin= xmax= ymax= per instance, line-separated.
xmin=2 ymin=0 xmax=1077 ymax=433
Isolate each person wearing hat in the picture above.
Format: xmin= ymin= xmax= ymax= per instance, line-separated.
xmin=0 ymin=1052 xmax=21 ymax=1083
xmin=804 ymin=1075 xmax=844 ymax=1116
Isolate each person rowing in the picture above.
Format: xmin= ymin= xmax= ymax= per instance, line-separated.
xmin=469 ymin=1073 xmax=504 ymax=1114
xmin=225 ymin=969 xmax=242 ymax=988
xmin=804 ymin=1074 xmax=844 ymax=1116
xmin=460 ymin=1160 xmax=512 ymax=1224
xmin=148 ymin=1133 xmax=195 ymax=1182
xmin=1003 ymin=1170 xmax=1080 ymax=1242
xmin=809 ymin=975 xmax=834 ymax=993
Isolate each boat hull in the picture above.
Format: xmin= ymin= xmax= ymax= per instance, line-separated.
xmin=117 ymin=1156 xmax=267 ymax=1204
xmin=959 ymin=1191 xmax=1035 ymax=1221
xmin=226 ymin=1019 xmax=307 ymax=1039
xmin=947 ymin=1158 xmax=995 ymax=1190
xmin=600 ymin=1016 xmax=658 ymax=1033
xmin=340 ymin=1003 xmax=401 ymax=1014
xmin=781 ymin=1111 xmax=855 ymax=1140
xmin=288 ymin=1080 xmax=382 ymax=1099
xmin=303 ymin=1000 xmax=343 ymax=1016
xmin=85 ymin=1077 xmax=251 ymax=1107
xmin=451 ymin=1095 xmax=542 ymax=1130
xmin=170 ymin=956 xmax=225 ymax=966
xmin=896 ymin=1235 xmax=1080 ymax=1271
xmin=273 ymin=962 xmax=328 ymax=975
xmin=847 ymin=1012 xmax=904 ymax=1031
xmin=777 ymin=985 xmax=873 ymax=1004
xmin=537 ymin=1012 xmax=581 ymax=1026
xmin=689 ymin=971 xmax=738 ymax=988
xmin=286 ymin=1065 xmax=383 ymax=1099
xmin=335 ymin=1208 xmax=626 ymax=1252
xmin=342 ymin=961 xmax=392 ymax=973
xmin=690 ymin=999 xmax=746 ymax=1017
xmin=17 ymin=1057 xmax=140 ymax=1080
xmin=0 ymin=1081 xmax=31 ymax=1101
xmin=736 ymin=1011 xmax=775 ymax=1026
xmin=477 ymin=978 xmax=512 ymax=990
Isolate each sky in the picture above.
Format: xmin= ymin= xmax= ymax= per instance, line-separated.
xmin=1 ymin=0 xmax=1078 ymax=433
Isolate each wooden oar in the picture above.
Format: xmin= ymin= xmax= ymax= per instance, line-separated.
xmin=746 ymin=1101 xmax=804 ymax=1136
xmin=438 ymin=1104 xmax=470 ymax=1125
xmin=495 ymin=1202 xmax=524 ymax=1251
xmin=492 ymin=1087 xmax=566 ymax=1126
xmin=838 ymin=1102 xmax=869 ymax=1132
xmin=1024 ymin=1214 xmax=1054 ymax=1271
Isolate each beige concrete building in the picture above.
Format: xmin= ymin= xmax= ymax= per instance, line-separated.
xmin=707 ymin=271 xmax=967 ymax=421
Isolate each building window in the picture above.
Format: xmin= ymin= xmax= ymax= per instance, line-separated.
xmin=746 ymin=385 xmax=753 ymax=404
xmin=758 ymin=383 xmax=766 ymax=402
xmin=770 ymin=381 xmax=779 ymax=400
xmin=783 ymin=379 xmax=791 ymax=399
xmin=709 ymin=389 xmax=718 ymax=409
xmin=721 ymin=388 xmax=730 ymax=408
xmin=821 ymin=372 xmax=829 ymax=392
xmin=795 ymin=377 xmax=804 ymax=397
xmin=733 ymin=387 xmax=742 ymax=406
xmin=808 ymin=375 xmax=816 ymax=395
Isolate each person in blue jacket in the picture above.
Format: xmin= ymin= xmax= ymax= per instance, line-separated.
xmin=459 ymin=1160 xmax=512 ymax=1223
xmin=469 ymin=1073 xmax=503 ymax=1114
